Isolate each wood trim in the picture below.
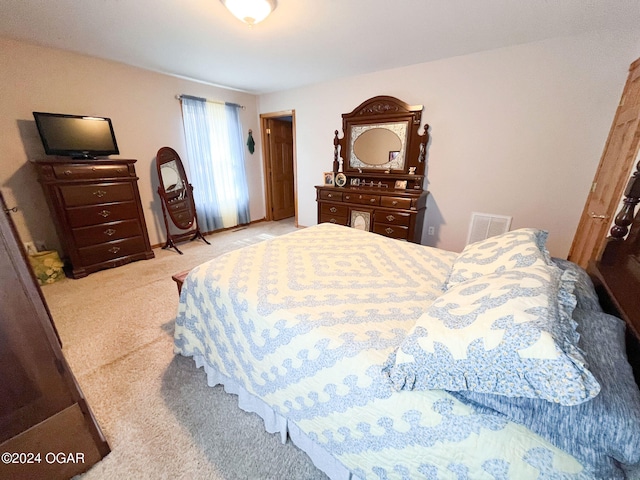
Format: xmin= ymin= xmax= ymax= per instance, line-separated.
xmin=148 ymin=217 xmax=268 ymax=249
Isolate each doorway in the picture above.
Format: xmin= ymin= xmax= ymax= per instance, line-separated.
xmin=261 ymin=111 xmax=297 ymax=224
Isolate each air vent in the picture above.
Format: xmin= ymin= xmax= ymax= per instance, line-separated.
xmin=466 ymin=212 xmax=512 ymax=245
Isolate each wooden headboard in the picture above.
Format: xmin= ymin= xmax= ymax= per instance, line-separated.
xmin=589 ymin=161 xmax=640 ymax=385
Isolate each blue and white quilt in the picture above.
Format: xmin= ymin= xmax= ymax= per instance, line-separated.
xmin=174 ymin=223 xmax=603 ymax=479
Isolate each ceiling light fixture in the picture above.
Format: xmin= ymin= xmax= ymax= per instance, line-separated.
xmin=220 ymin=0 xmax=277 ymax=26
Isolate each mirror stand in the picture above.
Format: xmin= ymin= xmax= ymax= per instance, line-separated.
xmin=156 ymin=147 xmax=210 ymax=255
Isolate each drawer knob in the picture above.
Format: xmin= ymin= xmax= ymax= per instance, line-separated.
xmin=330 ymin=218 xmax=337 ymax=223
xmin=385 ymin=227 xmax=394 ymax=234
xmin=92 ymin=167 xmax=97 ymax=171
xmin=93 ymin=189 xmax=107 ymax=198
xmin=104 ymin=228 xmax=116 ymax=236
xmin=345 ymin=195 xmax=351 ymax=200
xmin=386 ymin=215 xmax=395 ymax=222
xmin=327 ymin=193 xmax=333 ymax=198
xmin=64 ymin=170 xmax=72 ymax=176
xmin=98 ymin=210 xmax=111 ymax=218
xmin=359 ymin=195 xmax=363 ymax=199
xmin=370 ymin=198 xmax=376 ymax=203
xmin=108 ymin=246 xmax=121 ymax=254
xmin=392 ymin=200 xmax=398 ymax=206
xmin=330 ymin=207 xmax=337 ymax=213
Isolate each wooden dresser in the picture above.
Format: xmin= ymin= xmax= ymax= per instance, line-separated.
xmin=32 ymin=157 xmax=154 ymax=278
xmin=316 ymin=186 xmax=428 ymax=242
xmin=317 ymin=95 xmax=430 ymax=243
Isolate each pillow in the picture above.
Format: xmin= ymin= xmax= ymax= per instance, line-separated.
xmin=552 ymin=258 xmax=603 ymax=311
xmin=445 ymin=228 xmax=551 ymax=289
xmin=451 ymin=310 xmax=640 ymax=479
xmin=383 ymin=264 xmax=601 ymax=406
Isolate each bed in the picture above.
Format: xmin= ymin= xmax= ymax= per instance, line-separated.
xmin=174 ymin=215 xmax=640 ymax=478
xmin=173 ymin=96 xmax=640 ymax=478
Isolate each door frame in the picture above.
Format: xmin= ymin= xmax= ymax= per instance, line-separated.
xmin=260 ymin=110 xmax=298 ymax=225
xmin=568 ymin=57 xmax=640 ymax=268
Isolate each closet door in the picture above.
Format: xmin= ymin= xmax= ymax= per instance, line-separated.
xmin=569 ymin=57 xmax=640 ymax=268
xmin=0 ymin=193 xmax=109 ymax=480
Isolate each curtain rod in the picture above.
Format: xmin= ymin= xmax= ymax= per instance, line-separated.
xmin=175 ymin=94 xmax=245 ymax=110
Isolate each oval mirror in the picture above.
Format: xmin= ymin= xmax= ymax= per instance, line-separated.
xmin=156 ymin=147 xmax=195 ymax=231
xmin=353 ymin=128 xmax=402 ymax=166
xmin=160 ymin=160 xmax=182 ymax=192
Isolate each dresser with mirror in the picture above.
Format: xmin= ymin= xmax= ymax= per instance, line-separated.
xmin=315 ymin=95 xmax=429 ymax=243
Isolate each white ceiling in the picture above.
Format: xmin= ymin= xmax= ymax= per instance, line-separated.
xmin=1 ymin=0 xmax=639 ymax=94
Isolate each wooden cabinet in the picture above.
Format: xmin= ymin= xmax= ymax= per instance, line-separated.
xmin=32 ymin=158 xmax=154 ymax=278
xmin=0 ymin=193 xmax=109 ymax=479
xmin=316 ymin=185 xmax=428 ymax=242
xmin=317 ymin=96 xmax=431 ymax=243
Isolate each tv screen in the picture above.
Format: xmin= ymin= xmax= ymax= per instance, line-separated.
xmin=33 ymin=112 xmax=119 ymax=159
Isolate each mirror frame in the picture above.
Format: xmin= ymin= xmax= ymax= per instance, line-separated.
xmin=156 ymin=146 xmax=210 ymax=254
xmin=157 ymin=147 xmax=195 ymax=230
xmin=334 ymin=96 xmax=429 ymax=176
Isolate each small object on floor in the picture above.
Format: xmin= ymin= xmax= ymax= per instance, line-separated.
xmin=28 ymin=250 xmax=65 ymax=285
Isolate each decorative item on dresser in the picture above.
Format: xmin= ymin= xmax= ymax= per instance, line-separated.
xmin=316 ymin=95 xmax=429 ymax=243
xmin=0 ymin=192 xmax=110 ymax=479
xmin=32 ymin=157 xmax=154 ymax=278
xmin=156 ymin=147 xmax=210 ymax=255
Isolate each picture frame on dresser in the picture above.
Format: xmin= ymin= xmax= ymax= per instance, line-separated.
xmin=323 ymin=172 xmax=335 ymax=186
xmin=335 ymin=172 xmax=347 ymax=187
xmin=350 ymin=210 xmax=372 ymax=231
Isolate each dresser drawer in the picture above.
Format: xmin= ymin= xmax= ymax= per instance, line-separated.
xmin=374 ymin=210 xmax=411 ymax=226
xmin=78 ymin=236 xmax=147 ymax=266
xmin=66 ymin=201 xmax=139 ymax=228
xmin=343 ymin=193 xmax=380 ymax=206
xmin=53 ymin=164 xmax=130 ymax=180
xmin=172 ymin=207 xmax=194 ymax=225
xmin=373 ymin=223 xmax=409 ymax=240
xmin=72 ymin=219 xmax=143 ymax=248
xmin=167 ymin=199 xmax=189 ymax=211
xmin=61 ymin=183 xmax=135 ymax=207
xmin=321 ymin=203 xmax=348 ymax=217
xmin=320 ymin=190 xmax=343 ymax=202
xmin=319 ymin=213 xmax=348 ymax=226
xmin=380 ymin=196 xmax=412 ymax=209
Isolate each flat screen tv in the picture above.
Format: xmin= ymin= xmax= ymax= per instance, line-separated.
xmin=33 ymin=112 xmax=119 ymax=159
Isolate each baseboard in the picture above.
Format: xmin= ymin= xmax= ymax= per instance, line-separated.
xmin=150 ymin=218 xmax=268 ymax=250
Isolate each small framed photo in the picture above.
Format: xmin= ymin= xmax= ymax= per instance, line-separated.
xmin=350 ymin=178 xmax=360 ymax=186
xmin=335 ymin=172 xmax=347 ymax=187
xmin=350 ymin=210 xmax=371 ymax=232
xmin=394 ymin=180 xmax=407 ymax=189
xmin=323 ymin=172 xmax=335 ymax=186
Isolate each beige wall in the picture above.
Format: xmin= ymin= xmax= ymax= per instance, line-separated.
xmin=259 ymin=30 xmax=640 ymax=257
xmin=3 ymin=30 xmax=640 ymax=260
xmin=0 ymin=36 xmax=265 ymax=252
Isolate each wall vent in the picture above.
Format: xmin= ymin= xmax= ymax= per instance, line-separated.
xmin=466 ymin=212 xmax=512 ymax=245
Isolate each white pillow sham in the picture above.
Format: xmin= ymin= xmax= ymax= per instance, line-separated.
xmin=445 ymin=228 xmax=551 ymax=290
xmin=383 ymin=264 xmax=600 ymax=406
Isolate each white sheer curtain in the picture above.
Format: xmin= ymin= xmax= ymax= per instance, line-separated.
xmin=180 ymin=95 xmax=250 ymax=231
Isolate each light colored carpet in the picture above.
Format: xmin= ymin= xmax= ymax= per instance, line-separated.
xmin=42 ymin=219 xmax=329 ymax=480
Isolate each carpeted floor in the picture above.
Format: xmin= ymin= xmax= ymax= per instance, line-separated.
xmin=41 ymin=219 xmax=329 ymax=480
